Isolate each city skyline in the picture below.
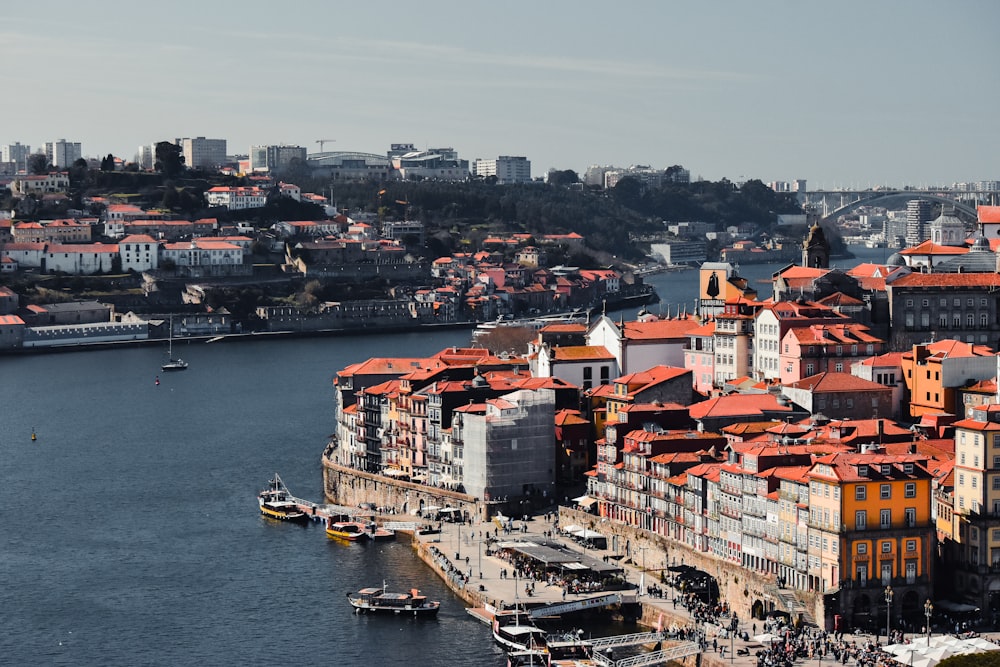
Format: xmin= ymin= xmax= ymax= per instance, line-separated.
xmin=2 ymin=1 xmax=997 ymax=189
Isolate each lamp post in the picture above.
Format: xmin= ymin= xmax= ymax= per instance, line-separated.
xmin=924 ymin=599 xmax=933 ymax=647
xmin=884 ymin=586 xmax=893 ymax=644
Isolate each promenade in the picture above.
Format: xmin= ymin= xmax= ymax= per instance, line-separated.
xmin=411 ymin=513 xmax=850 ymax=667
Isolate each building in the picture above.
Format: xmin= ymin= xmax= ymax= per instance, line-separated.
xmin=754 ymin=301 xmax=850 ymax=381
xmin=899 ymin=340 xmax=997 ymax=420
xmin=179 ymin=137 xmax=227 ymax=170
xmin=390 ymin=147 xmax=469 ymax=181
xmin=950 ymin=404 xmax=1000 ymax=614
xmin=204 ymin=186 xmax=267 ymax=210
xmin=905 ymin=199 xmax=932 ymax=247
xmin=472 ymin=156 xmax=531 ymax=184
xmin=44 ymin=140 xmax=82 ymax=167
xmin=249 ymin=144 xmax=307 ymax=173
xmin=9 ymin=173 xmax=70 ymax=195
xmin=1 ymin=142 xmax=31 ymax=172
xmin=807 ymin=451 xmax=934 ymax=631
xmin=136 ymin=143 xmax=155 ymax=170
xmin=118 ymin=234 xmax=159 ymax=272
xmin=886 ymin=272 xmax=1000 ymax=349
xmin=782 ymin=372 xmax=895 ymax=421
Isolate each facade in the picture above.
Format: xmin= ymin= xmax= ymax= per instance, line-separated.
xmin=905 ymin=199 xmax=932 ymax=247
xmin=713 ymin=300 xmax=757 ymax=386
xmin=782 ymin=372 xmax=895 ymax=421
xmin=455 ymin=388 xmax=556 ymax=501
xmin=136 ymin=143 xmax=155 ymax=170
xmin=391 ymin=147 xmax=469 ymax=181
xmin=179 ymin=137 xmax=227 ymax=170
xmin=473 ymin=156 xmax=531 ymax=183
xmin=900 ymin=340 xmax=997 ymax=420
xmin=44 ymin=140 xmax=82 ymax=167
xmin=10 ymin=173 xmax=70 ymax=195
xmin=118 ymin=234 xmax=159 ymax=272
xmin=2 ymin=142 xmax=31 ymax=171
xmin=754 ymin=301 xmax=850 ymax=381
xmin=249 ymin=144 xmax=307 ymax=173
xmin=886 ymin=272 xmax=1000 ymax=349
xmin=204 ymin=186 xmax=267 ymax=210
xmin=807 ymin=452 xmax=934 ymax=631
xmin=12 ymin=219 xmax=92 ymax=244
xmin=950 ymin=405 xmax=1000 ymax=615
xmin=42 ymin=243 xmax=118 ymax=274
xmin=779 ymin=323 xmax=884 ymax=385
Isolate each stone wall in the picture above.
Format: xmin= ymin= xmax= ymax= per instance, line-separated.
xmin=559 ymin=508 xmax=824 ymax=627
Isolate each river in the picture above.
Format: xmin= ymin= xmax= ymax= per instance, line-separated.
xmin=0 ymin=247 xmax=885 ymax=665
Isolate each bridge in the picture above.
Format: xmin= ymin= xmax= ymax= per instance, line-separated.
xmin=797 ymin=189 xmax=998 ymax=224
xmin=528 ymin=592 xmax=632 ymax=619
xmin=591 ymin=640 xmax=701 ymax=667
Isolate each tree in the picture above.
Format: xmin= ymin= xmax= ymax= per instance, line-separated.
xmin=28 ymin=153 xmax=49 ymax=175
xmin=100 ymin=154 xmax=116 ymax=172
xmin=547 ymin=169 xmax=579 ymax=187
xmin=154 ymin=141 xmax=185 ymax=177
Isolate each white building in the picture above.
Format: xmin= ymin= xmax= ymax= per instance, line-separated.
xmin=161 ymin=239 xmax=244 ymax=268
xmin=205 ymin=186 xmax=267 ymax=210
xmin=44 ymin=140 xmax=82 ymax=167
xmin=1 ymin=142 xmax=31 ymax=171
xmin=136 ymin=144 xmax=156 ymax=170
xmin=118 ymin=234 xmax=159 ymax=272
xmin=179 ymin=137 xmax=227 ymax=170
xmin=43 ymin=243 xmax=119 ymax=274
xmin=473 ymin=156 xmax=531 ymax=183
xmin=9 ymin=173 xmax=70 ymax=195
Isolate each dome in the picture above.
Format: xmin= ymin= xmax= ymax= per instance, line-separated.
xmin=886 ymin=252 xmax=906 ymax=266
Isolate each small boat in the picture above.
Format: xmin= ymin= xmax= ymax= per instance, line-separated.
xmin=346 ymin=582 xmax=440 ymax=617
xmin=161 ymin=316 xmax=188 ymax=371
xmin=326 ymin=518 xmax=368 ymax=541
xmin=364 ymin=521 xmax=396 ymax=541
xmin=257 ymin=474 xmax=308 ymax=523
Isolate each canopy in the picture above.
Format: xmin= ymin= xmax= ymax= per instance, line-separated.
xmin=561 ymin=524 xmax=583 ymax=533
xmin=573 ymin=529 xmax=604 ymax=540
xmin=753 ymin=633 xmax=778 ymax=644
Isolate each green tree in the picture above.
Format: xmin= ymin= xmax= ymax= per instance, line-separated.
xmin=547 ymin=169 xmax=579 ymax=187
xmin=938 ymin=654 xmax=1000 ymax=667
xmin=28 ymin=153 xmax=49 ymax=175
xmin=154 ymin=141 xmax=185 ymax=177
xmin=100 ymin=154 xmax=116 ymax=171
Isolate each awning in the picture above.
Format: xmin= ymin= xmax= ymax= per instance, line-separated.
xmin=935 ymin=600 xmax=979 ymax=613
xmin=561 ymin=524 xmax=583 ymax=533
xmin=381 ymin=468 xmax=409 ymax=477
xmin=574 ymin=496 xmax=598 ymax=508
xmin=572 ymin=495 xmax=590 ymax=503
xmin=561 ymin=562 xmax=589 ymax=570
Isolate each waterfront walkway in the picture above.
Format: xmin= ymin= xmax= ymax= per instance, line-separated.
xmin=410 ymin=512 xmax=954 ymax=667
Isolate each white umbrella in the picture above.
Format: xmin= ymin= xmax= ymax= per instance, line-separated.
xmin=970 ymin=638 xmax=1000 ymax=651
xmin=909 ymin=657 xmax=936 ymax=667
xmin=753 ymin=633 xmax=777 ymax=644
xmin=924 ymin=647 xmax=954 ymax=662
xmin=890 ymin=647 xmax=920 ymax=664
xmin=884 ymin=643 xmax=911 ymax=656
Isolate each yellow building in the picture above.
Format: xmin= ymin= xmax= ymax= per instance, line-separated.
xmin=950 ymin=405 xmax=1000 ymax=614
xmin=807 ymin=451 xmax=934 ymax=631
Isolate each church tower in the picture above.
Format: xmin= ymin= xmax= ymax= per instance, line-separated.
xmin=802 ymin=224 xmax=831 ymax=268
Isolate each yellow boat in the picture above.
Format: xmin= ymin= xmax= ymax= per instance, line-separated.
xmin=258 ymin=474 xmax=309 ymax=524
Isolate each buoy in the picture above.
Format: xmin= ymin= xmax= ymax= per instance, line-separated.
xmin=155 ymin=375 xmax=160 ymax=386
xmin=31 ymin=428 xmax=36 ymax=442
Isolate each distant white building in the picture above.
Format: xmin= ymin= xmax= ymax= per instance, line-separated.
xmin=44 ymin=140 xmax=82 ymax=167
xmin=473 ymin=156 xmax=531 ymax=183
xmin=161 ymin=238 xmax=244 ymax=268
xmin=390 ymin=147 xmax=469 ymax=181
xmin=9 ymin=173 xmax=70 ymax=195
xmin=136 ymin=144 xmax=156 ymax=170
xmin=205 ymin=186 xmax=267 ymax=210
xmin=1 ymin=142 xmax=31 ymax=171
xmin=119 ymin=234 xmax=159 ymax=272
xmin=179 ymin=137 xmax=227 ymax=170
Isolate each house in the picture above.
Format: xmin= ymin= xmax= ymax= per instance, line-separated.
xmin=118 ymin=234 xmax=159 ymax=272
xmin=0 ymin=313 xmax=25 ymax=349
xmin=781 ymin=372 xmax=894 ymax=421
xmin=587 ymin=314 xmax=700 ymax=374
xmin=900 ymin=340 xmax=997 ymax=420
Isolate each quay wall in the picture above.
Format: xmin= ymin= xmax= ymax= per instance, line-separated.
xmin=322 ymin=458 xmax=480 ymax=520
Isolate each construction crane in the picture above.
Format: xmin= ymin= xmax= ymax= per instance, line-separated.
xmin=316 ymin=139 xmax=336 ymax=152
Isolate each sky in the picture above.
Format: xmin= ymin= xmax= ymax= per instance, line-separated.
xmin=2 ymin=1 xmax=997 ymax=189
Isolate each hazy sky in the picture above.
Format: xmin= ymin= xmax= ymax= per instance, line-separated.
xmin=3 ymin=1 xmax=997 ymax=188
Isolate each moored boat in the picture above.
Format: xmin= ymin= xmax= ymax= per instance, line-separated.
xmin=492 ymin=608 xmax=548 ymax=652
xmin=326 ymin=518 xmax=368 ymax=541
xmin=347 ymin=582 xmax=440 ymax=616
xmin=258 ymin=474 xmax=308 ymax=523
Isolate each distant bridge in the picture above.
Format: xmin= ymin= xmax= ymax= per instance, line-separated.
xmin=797 ymin=189 xmax=997 ymax=224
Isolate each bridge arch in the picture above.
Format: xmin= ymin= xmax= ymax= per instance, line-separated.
xmin=817 ymin=192 xmax=978 ymax=224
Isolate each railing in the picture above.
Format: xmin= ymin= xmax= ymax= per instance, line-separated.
xmin=591 ymin=641 xmax=700 ymax=667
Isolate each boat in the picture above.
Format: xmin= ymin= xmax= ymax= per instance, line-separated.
xmin=325 ymin=517 xmax=368 ymax=541
xmin=492 ymin=608 xmax=548 ymax=652
xmin=365 ymin=521 xmax=396 ymax=541
xmin=257 ymin=474 xmax=308 ymax=523
xmin=161 ymin=316 xmax=188 ymax=371
xmin=346 ymin=582 xmax=440 ymax=616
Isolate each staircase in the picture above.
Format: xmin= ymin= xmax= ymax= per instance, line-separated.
xmin=766 ymin=584 xmax=816 ymax=626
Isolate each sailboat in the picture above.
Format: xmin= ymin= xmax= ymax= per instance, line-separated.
xmin=161 ymin=316 xmax=188 ymax=371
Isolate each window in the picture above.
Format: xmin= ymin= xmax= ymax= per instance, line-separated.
xmin=856 ymin=510 xmax=867 ymax=530
xmin=993 ymin=477 xmax=1000 ymax=491
xmin=857 ymin=542 xmax=867 ymax=554
xmin=882 ymin=541 xmax=892 ymax=553
xmin=906 ymin=540 xmax=917 ymax=552
xmin=880 ymin=509 xmax=891 ymax=528
xmin=905 ymin=508 xmax=916 ymax=527
xmin=583 ymin=367 xmax=593 ymax=380
xmin=880 ymin=484 xmax=891 ymax=499
xmin=856 ymin=485 xmax=867 ymax=501
xmin=905 ymin=482 xmax=916 ymax=498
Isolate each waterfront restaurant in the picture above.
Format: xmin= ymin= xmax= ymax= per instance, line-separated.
xmin=491 ymin=538 xmax=626 ymax=595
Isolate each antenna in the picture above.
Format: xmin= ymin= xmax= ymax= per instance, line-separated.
xmin=316 ymin=139 xmax=336 ymax=152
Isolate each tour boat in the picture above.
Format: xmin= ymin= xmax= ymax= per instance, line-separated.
xmin=492 ymin=608 xmax=548 ymax=652
xmin=347 ymin=582 xmax=440 ymax=616
xmin=257 ymin=474 xmax=308 ymax=523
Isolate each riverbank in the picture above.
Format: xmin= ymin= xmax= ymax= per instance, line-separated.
xmin=0 ymin=319 xmax=481 ymax=356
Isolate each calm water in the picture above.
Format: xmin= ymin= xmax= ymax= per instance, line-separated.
xmin=1 ymin=248 xmax=884 ymax=665
xmin=1 ymin=330 xmax=510 ymax=666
